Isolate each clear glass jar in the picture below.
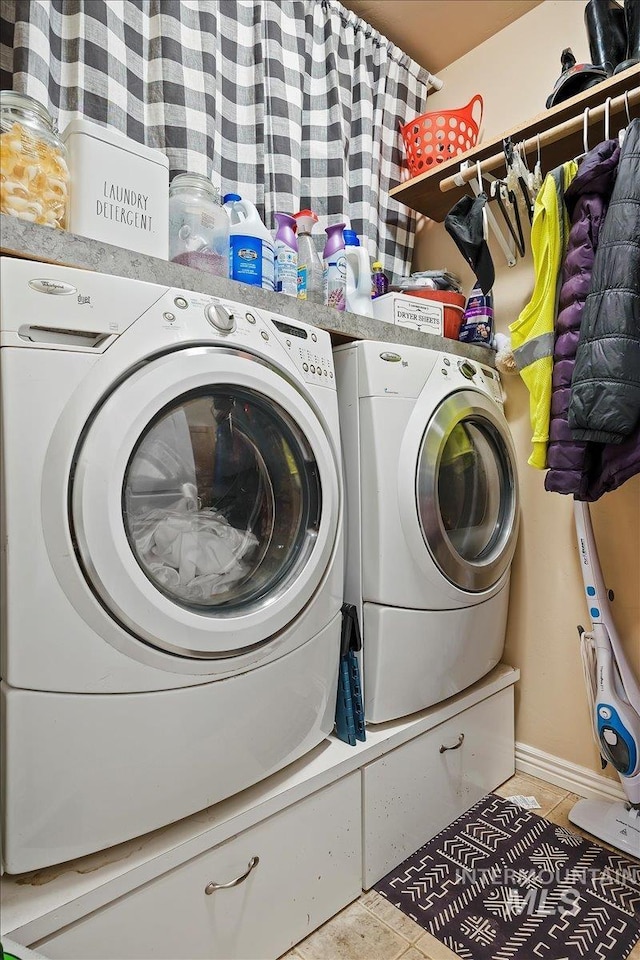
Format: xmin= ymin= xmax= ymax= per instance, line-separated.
xmin=168 ymin=173 xmax=229 ymax=276
xmin=0 ymin=91 xmax=69 ymax=229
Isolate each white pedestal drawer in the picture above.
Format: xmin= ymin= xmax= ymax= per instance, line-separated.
xmin=34 ymin=773 xmax=362 ymax=960
xmin=362 ymin=686 xmax=515 ymax=888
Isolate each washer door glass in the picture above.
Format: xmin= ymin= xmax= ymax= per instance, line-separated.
xmin=123 ymin=388 xmax=320 ymax=612
xmin=416 ymin=390 xmax=518 ymax=592
xmin=70 ymin=346 xmax=339 ymax=658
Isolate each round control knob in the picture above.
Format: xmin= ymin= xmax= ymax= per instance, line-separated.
xmin=458 ymin=360 xmax=477 ymax=380
xmin=205 ymin=303 xmax=235 ymax=333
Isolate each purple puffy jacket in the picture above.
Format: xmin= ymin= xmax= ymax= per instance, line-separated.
xmin=545 ymin=139 xmax=620 ymax=496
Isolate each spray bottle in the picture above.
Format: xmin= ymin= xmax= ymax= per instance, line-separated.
xmin=323 ymin=223 xmax=346 ymax=310
xmin=294 ymin=210 xmax=323 ymax=304
xmin=274 ymin=213 xmax=298 ymax=297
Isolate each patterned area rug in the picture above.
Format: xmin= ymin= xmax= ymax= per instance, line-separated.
xmin=376 ymin=794 xmax=640 ymax=960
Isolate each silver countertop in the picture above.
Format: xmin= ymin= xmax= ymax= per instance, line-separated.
xmin=0 ymin=213 xmax=493 ymax=364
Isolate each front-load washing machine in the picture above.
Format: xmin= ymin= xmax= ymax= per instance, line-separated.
xmin=334 ymin=340 xmax=519 ymax=724
xmin=0 ymin=257 xmax=343 ymax=873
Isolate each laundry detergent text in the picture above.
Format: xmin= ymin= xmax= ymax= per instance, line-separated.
xmin=96 ymin=182 xmax=153 ymax=231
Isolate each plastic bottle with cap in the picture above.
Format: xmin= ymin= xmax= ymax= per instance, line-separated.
xmin=294 ymin=209 xmax=323 ymax=304
xmin=344 ymin=232 xmax=374 ymax=317
xmin=223 ymin=194 xmax=275 ymax=291
xmin=323 ymin=223 xmax=346 ymax=310
xmin=371 ymin=261 xmax=389 ymax=299
xmin=274 ymin=212 xmax=298 ymax=297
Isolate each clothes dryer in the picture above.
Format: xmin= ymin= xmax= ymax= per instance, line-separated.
xmin=0 ymin=258 xmax=343 ymax=873
xmin=334 ymin=340 xmax=519 ymax=723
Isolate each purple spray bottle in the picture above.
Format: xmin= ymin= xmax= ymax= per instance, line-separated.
xmin=323 ymin=223 xmax=346 ymax=310
xmin=274 ymin=213 xmax=298 ymax=298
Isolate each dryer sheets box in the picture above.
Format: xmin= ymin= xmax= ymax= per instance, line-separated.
xmin=372 ymin=292 xmax=444 ymax=336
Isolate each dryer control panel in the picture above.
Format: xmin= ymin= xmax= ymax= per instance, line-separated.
xmin=436 ymin=354 xmax=504 ymax=405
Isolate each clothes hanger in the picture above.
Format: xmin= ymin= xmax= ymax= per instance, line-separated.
xmin=476 ymin=159 xmax=489 ymax=241
xmin=531 ymin=132 xmax=544 ymax=196
xmin=503 ymin=136 xmax=534 ymax=224
xmin=574 ymin=106 xmax=590 ymax=163
xmin=619 ymin=90 xmax=631 ymax=146
xmin=490 ymin=178 xmax=526 ymax=258
xmin=604 ymin=97 xmax=612 ymax=141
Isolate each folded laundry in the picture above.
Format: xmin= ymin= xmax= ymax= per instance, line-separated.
xmin=132 ymin=506 xmax=258 ymax=603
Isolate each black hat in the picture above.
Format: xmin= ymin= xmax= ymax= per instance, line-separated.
xmin=444 ymin=193 xmax=494 ymax=295
xmin=546 ymin=48 xmax=607 ymax=109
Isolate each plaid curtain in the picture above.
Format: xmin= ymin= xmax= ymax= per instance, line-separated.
xmin=0 ymin=0 xmax=430 ymax=280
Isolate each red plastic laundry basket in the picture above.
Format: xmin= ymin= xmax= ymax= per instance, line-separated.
xmin=400 ymin=94 xmax=483 ymax=176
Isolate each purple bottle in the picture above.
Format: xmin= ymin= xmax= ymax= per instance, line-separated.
xmin=274 ymin=213 xmax=298 ymax=297
xmin=371 ymin=261 xmax=389 ymax=299
xmin=323 ymin=223 xmax=346 ymax=310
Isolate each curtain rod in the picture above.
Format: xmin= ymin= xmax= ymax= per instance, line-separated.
xmin=439 ymin=84 xmax=640 ymax=194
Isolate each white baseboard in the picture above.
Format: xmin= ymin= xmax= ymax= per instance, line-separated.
xmin=515 ymin=741 xmax=626 ymax=803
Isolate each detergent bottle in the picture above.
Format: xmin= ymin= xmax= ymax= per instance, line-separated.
xmin=323 ymin=222 xmax=346 ymax=310
xmin=274 ymin=212 xmax=298 ymax=297
xmin=224 ymin=194 xmax=275 ymax=291
xmin=344 ymin=233 xmax=374 ymax=317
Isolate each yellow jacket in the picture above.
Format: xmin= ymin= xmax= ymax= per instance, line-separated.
xmin=509 ymin=161 xmax=577 ymax=469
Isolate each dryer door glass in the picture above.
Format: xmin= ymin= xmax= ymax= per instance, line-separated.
xmin=122 ymin=387 xmax=321 ymax=612
xmin=416 ymin=390 xmax=518 ymax=592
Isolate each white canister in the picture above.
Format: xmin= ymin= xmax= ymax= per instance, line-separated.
xmin=61 ymin=118 xmax=169 ymax=258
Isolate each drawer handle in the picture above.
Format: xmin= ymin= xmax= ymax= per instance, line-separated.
xmin=439 ymin=733 xmax=464 ymax=754
xmin=204 ymin=856 xmax=259 ymax=894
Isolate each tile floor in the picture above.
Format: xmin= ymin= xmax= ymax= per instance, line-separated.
xmin=281 ymin=771 xmax=640 ymax=960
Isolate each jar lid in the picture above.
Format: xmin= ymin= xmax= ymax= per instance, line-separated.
xmin=170 ymin=173 xmax=220 ymax=200
xmin=373 ymin=261 xmax=383 ymax=269
xmin=0 ymin=90 xmax=55 ymax=129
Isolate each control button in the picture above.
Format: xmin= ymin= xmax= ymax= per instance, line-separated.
xmin=246 ymin=313 xmax=256 ymax=324
xmin=310 ymin=364 xmax=316 ymax=374
xmin=599 ymin=707 xmax=612 ymax=720
xmin=286 ymin=339 xmax=291 ymax=347
xmin=261 ymin=330 xmax=269 ymax=341
xmin=458 ymin=361 xmax=477 ymax=380
xmin=586 ymin=586 xmax=596 ymax=596
xmin=311 ymin=332 xmax=317 ymax=342
xmin=441 ymin=368 xmax=448 ymax=376
xmin=205 ymin=303 xmax=235 ymax=333
xmin=330 ymin=371 xmax=334 ymax=379
xmin=324 ymin=369 xmax=328 ymax=376
xmin=174 ymin=297 xmax=188 ymax=309
xmin=590 ymin=607 xmax=600 ymax=619
xmin=163 ymin=312 xmax=176 ymax=322
xmin=603 ymin=728 xmax=618 ymax=746
xmin=443 ymin=357 xmax=451 ymax=366
xmin=303 ymin=363 xmax=309 ymax=372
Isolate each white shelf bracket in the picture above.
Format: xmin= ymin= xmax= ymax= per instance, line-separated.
xmin=458 ymin=161 xmax=517 ymax=268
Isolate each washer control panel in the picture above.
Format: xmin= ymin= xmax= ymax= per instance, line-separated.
xmin=269 ymin=318 xmax=334 ymax=383
xmin=158 ymin=290 xmax=335 ymax=388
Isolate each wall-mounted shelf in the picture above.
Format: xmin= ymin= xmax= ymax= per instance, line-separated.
xmin=390 ymin=65 xmax=640 ymax=222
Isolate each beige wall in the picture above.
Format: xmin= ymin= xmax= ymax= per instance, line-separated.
xmin=412 ymin=1 xmax=640 ymax=780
